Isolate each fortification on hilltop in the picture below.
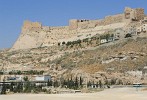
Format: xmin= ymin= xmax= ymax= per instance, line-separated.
xmin=11 ymin=7 xmax=147 ymax=51
xmin=124 ymin=7 xmax=144 ymax=21
xmin=22 ymin=20 xmax=42 ymax=33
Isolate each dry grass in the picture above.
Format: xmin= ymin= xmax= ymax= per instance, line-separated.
xmin=141 ymin=88 xmax=147 ymax=91
xmin=80 ymin=64 xmax=104 ymax=74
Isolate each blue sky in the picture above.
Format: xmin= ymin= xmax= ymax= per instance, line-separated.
xmin=0 ymin=0 xmax=147 ymax=49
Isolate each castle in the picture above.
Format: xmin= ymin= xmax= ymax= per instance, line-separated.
xmin=11 ymin=7 xmax=147 ymax=50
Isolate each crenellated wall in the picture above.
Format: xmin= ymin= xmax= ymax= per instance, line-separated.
xmin=22 ymin=20 xmax=42 ymax=33
xmin=124 ymin=7 xmax=144 ymax=21
xmin=69 ymin=14 xmax=124 ymax=30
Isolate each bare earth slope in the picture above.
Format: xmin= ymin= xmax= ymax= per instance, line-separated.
xmin=1 ymin=37 xmax=147 ymax=84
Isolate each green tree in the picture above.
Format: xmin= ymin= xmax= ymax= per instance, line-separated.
xmin=47 ymin=80 xmax=52 ymax=86
xmin=67 ymin=78 xmax=70 ymax=88
xmin=62 ymin=41 xmax=66 ymax=45
xmin=66 ymin=41 xmax=72 ymax=46
xmin=24 ymin=81 xmax=31 ymax=93
xmin=87 ymin=81 xmax=91 ymax=88
xmin=53 ymin=80 xmax=59 ymax=87
xmin=96 ymin=82 xmax=99 ymax=88
xmin=62 ymin=79 xmax=67 ymax=88
xmin=77 ymin=39 xmax=81 ymax=44
xmin=17 ymin=70 xmax=22 ymax=75
xmin=58 ymin=42 xmax=60 ymax=46
xmin=39 ymin=70 xmax=44 ymax=75
xmin=74 ymin=77 xmax=79 ymax=89
xmin=106 ymin=34 xmax=110 ymax=41
xmin=67 ymin=77 xmax=74 ymax=89
xmin=10 ymin=82 xmax=14 ymax=92
xmin=1 ymin=83 xmax=6 ymax=94
xmin=23 ymin=76 xmax=28 ymax=81
xmin=0 ymin=71 xmax=4 ymax=75
xmin=125 ymin=33 xmax=132 ymax=38
xmin=15 ymin=82 xmax=23 ymax=93
xmin=79 ymin=77 xmax=83 ymax=86
xmin=99 ymin=80 xmax=102 ymax=88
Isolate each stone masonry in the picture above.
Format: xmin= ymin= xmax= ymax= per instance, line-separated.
xmin=11 ymin=7 xmax=146 ymax=51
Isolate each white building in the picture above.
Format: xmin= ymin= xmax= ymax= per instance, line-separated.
xmin=136 ymin=24 xmax=147 ymax=34
xmin=35 ymin=75 xmax=51 ymax=81
xmin=137 ymin=26 xmax=142 ymax=33
xmin=143 ymin=17 xmax=147 ymax=23
xmin=7 ymin=75 xmax=23 ymax=82
xmin=114 ymin=29 xmax=126 ymax=40
xmin=142 ymin=66 xmax=147 ymax=76
xmin=142 ymin=24 xmax=147 ymax=32
xmin=100 ymin=39 xmax=107 ymax=44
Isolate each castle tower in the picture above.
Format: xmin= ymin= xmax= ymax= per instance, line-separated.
xmin=124 ymin=7 xmax=144 ymax=21
xmin=69 ymin=19 xmax=78 ymax=30
xmin=22 ymin=20 xmax=42 ymax=33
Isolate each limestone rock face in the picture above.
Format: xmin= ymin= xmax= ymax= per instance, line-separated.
xmin=11 ymin=21 xmax=45 ymax=50
xmin=12 ymin=33 xmax=39 ymax=50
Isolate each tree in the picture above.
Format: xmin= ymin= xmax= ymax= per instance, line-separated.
xmin=69 ymin=80 xmax=74 ymax=89
xmin=23 ymin=76 xmax=28 ymax=81
xmin=0 ymin=71 xmax=3 ymax=75
xmin=87 ymin=81 xmax=91 ymax=88
xmin=16 ymin=82 xmax=23 ymax=93
xmin=74 ymin=77 xmax=79 ymax=89
xmin=79 ymin=77 xmax=83 ymax=87
xmin=83 ymin=38 xmax=89 ymax=43
xmin=106 ymin=34 xmax=110 ymax=41
xmin=47 ymin=80 xmax=52 ymax=86
xmin=67 ymin=78 xmax=70 ymax=88
xmin=39 ymin=70 xmax=44 ymax=75
xmin=125 ymin=33 xmax=132 ymax=38
xmin=17 ymin=70 xmax=22 ymax=75
xmin=20 ymin=82 xmax=23 ymax=92
xmin=105 ymin=79 xmax=109 ymax=85
xmin=70 ymin=45 xmax=73 ymax=48
xmin=67 ymin=77 xmax=74 ymax=89
xmin=77 ymin=39 xmax=81 ymax=44
xmin=62 ymin=80 xmax=67 ymax=88
xmin=111 ymin=79 xmax=116 ymax=85
xmin=1 ymin=83 xmax=6 ymax=94
xmin=53 ymin=80 xmax=59 ymax=87
xmin=58 ymin=42 xmax=60 ymax=46
xmin=96 ymin=82 xmax=99 ymax=88
xmin=99 ymin=80 xmax=102 ymax=88
xmin=62 ymin=41 xmax=66 ymax=45
xmin=111 ymin=34 xmax=114 ymax=37
xmin=10 ymin=82 xmax=14 ymax=92
xmin=66 ymin=41 xmax=72 ymax=46
xmin=24 ymin=81 xmax=31 ymax=93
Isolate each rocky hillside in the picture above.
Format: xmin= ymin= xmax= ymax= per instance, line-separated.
xmin=1 ymin=36 xmax=147 ymax=84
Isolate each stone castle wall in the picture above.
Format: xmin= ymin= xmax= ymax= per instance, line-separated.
xmin=69 ymin=7 xmax=145 ymax=30
xmin=124 ymin=7 xmax=144 ymax=21
xmin=22 ymin=20 xmax=42 ymax=33
xmin=69 ymin=19 xmax=78 ymax=30
xmin=69 ymin=14 xmax=124 ymax=30
xmin=11 ymin=7 xmax=146 ymax=50
xmin=96 ymin=14 xmax=124 ymax=26
xmin=135 ymin=8 xmax=144 ymax=20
